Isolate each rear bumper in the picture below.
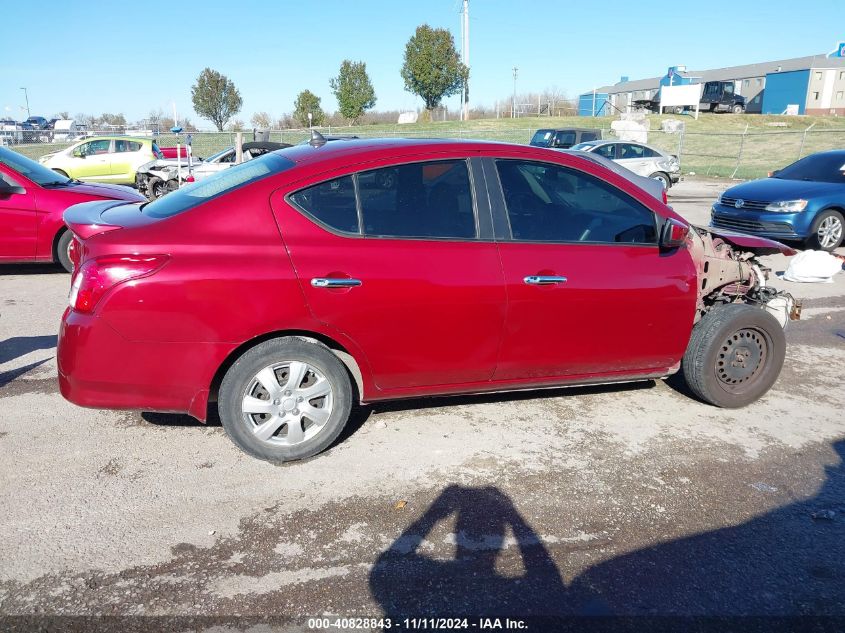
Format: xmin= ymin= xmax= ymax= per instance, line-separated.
xmin=710 ymin=204 xmax=809 ymax=241
xmin=58 ymin=308 xmax=234 ymax=420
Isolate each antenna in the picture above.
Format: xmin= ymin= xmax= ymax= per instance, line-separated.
xmin=460 ymin=0 xmax=470 ymax=121
xmin=309 ymin=129 xmax=327 ymax=147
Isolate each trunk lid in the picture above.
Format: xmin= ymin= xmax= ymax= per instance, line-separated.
xmin=64 ymin=200 xmax=157 ymax=239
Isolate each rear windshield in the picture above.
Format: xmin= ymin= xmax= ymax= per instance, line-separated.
xmin=142 ymin=153 xmax=295 ymax=218
xmin=773 ymin=153 xmax=845 ymax=184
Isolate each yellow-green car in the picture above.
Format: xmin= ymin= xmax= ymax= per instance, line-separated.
xmin=39 ymin=136 xmax=162 ymax=185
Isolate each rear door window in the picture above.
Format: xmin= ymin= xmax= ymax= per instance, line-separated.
xmin=289 ymin=175 xmax=359 ymax=234
xmin=358 ymin=160 xmax=476 ymax=239
xmin=496 ymin=160 xmax=657 ymax=244
xmin=618 ymin=144 xmax=645 ymax=159
xmin=115 ymin=140 xmax=142 ymax=152
xmin=593 ymin=144 xmax=616 ymax=159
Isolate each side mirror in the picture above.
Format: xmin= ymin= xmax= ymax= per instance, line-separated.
xmin=768 ymin=169 xmax=780 ymax=178
xmin=0 ymin=181 xmax=26 ymax=196
xmin=660 ymin=218 xmax=689 ymax=249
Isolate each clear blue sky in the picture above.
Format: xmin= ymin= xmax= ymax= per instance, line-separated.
xmin=1 ymin=0 xmax=843 ymax=127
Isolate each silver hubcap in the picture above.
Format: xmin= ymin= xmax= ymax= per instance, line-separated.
xmin=241 ymin=361 xmax=333 ymax=446
xmin=818 ymin=216 xmax=843 ymax=249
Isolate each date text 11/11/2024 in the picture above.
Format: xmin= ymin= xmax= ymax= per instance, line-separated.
xmin=307 ymin=617 xmax=528 ymax=630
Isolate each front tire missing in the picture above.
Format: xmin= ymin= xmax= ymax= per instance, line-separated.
xmin=682 ymin=304 xmax=785 ymax=408
xmin=218 ymin=337 xmax=353 ymax=463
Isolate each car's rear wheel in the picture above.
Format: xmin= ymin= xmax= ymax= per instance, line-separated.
xmin=732 ymin=104 xmax=744 ymax=114
xmin=682 ymin=304 xmax=785 ymax=408
xmin=649 ymin=172 xmax=671 ymax=190
xmin=55 ymin=230 xmax=74 ymax=273
xmin=218 ymin=337 xmax=353 ymax=463
xmin=805 ymin=210 xmax=844 ymax=252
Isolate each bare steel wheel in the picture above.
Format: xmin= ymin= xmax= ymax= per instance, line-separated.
xmin=683 ymin=304 xmax=785 ymax=408
xmin=219 ymin=337 xmax=352 ymax=462
xmin=241 ymin=361 xmax=334 ymax=446
xmin=715 ymin=328 xmax=768 ymax=391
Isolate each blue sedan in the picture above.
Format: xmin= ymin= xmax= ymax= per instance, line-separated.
xmin=711 ymin=150 xmax=845 ymax=251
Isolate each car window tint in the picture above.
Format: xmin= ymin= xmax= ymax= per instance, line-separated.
xmin=553 ymin=132 xmax=576 ymax=147
xmin=581 ymin=132 xmax=599 ymax=142
xmin=640 ymin=146 xmax=658 ymax=158
xmin=358 ymin=160 xmax=476 ymax=239
xmin=115 ymin=140 xmax=141 ymax=152
xmin=289 ymin=175 xmax=359 ymax=234
xmin=82 ymin=140 xmax=110 ymax=155
xmin=496 ymin=160 xmax=657 ymax=245
xmin=594 ymin=144 xmax=615 ymax=159
xmin=619 ymin=144 xmax=645 ymax=159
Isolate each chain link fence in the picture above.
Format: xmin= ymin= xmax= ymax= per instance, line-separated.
xmin=6 ymin=125 xmax=845 ymax=181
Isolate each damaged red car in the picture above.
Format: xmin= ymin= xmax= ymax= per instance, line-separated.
xmin=57 ymin=137 xmax=798 ymax=463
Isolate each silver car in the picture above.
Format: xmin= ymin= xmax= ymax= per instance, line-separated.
xmin=570 ymin=140 xmax=680 ymax=190
xmin=557 ymin=150 xmax=667 ymax=203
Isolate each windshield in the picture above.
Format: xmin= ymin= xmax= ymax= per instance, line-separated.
xmin=204 ymin=147 xmax=234 ymax=163
xmin=773 ymin=153 xmax=845 ymax=184
xmin=570 ymin=142 xmax=597 ymax=151
xmin=0 ymin=146 xmax=71 ymax=186
xmin=530 ymin=130 xmax=554 ymax=148
xmin=142 ymin=153 xmax=295 ymax=219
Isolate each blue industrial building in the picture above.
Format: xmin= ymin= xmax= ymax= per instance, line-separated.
xmin=578 ymin=54 xmax=845 ymax=116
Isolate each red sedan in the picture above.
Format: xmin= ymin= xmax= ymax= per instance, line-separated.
xmin=58 ymin=137 xmax=796 ymax=463
xmin=0 ymin=147 xmax=146 ymax=272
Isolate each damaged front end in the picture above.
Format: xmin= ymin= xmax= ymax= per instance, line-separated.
xmin=687 ymin=225 xmax=801 ymax=327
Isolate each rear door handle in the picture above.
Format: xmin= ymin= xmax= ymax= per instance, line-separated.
xmin=311 ymin=278 xmax=362 ymax=288
xmin=524 ymin=275 xmax=567 ymax=285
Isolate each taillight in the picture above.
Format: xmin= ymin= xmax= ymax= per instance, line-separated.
xmin=186 ymin=175 xmax=195 ymax=183
xmin=662 ymin=189 xmax=668 ymax=205
xmin=69 ymin=254 xmax=169 ymax=314
xmin=68 ymin=237 xmax=80 ymax=268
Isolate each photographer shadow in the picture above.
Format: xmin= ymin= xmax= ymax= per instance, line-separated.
xmin=369 ymin=484 xmax=567 ymax=618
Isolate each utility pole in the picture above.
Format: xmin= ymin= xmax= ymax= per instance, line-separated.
xmin=20 ymin=88 xmax=30 ymax=119
xmin=512 ymin=67 xmax=518 ymax=119
xmin=461 ymin=0 xmax=469 ymax=121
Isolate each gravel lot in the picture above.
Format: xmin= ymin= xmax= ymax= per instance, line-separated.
xmin=1 ymin=179 xmax=844 ymax=630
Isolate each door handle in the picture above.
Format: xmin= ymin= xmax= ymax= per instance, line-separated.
xmin=311 ymin=278 xmax=362 ymax=288
xmin=524 ymin=275 xmax=567 ymax=285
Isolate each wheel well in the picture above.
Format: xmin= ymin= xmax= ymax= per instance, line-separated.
xmin=51 ymin=227 xmax=68 ymax=263
xmin=53 ymin=169 xmax=69 ymax=177
xmin=208 ymin=330 xmax=365 ymax=405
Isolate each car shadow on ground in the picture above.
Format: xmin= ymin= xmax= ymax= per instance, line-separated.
xmin=140 ymin=382 xmax=657 ymax=442
xmin=0 ymin=334 xmax=57 ymax=365
xmin=370 ymin=441 xmax=845 ymax=629
xmin=0 ymin=263 xmax=66 ymax=276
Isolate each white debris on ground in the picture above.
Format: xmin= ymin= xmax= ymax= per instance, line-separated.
xmin=781 ymin=250 xmax=844 ymax=283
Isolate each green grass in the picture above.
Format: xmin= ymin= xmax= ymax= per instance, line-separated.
xmin=9 ymin=112 xmax=845 ymax=180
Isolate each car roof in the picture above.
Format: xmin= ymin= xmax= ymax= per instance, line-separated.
xmin=535 ymin=128 xmax=602 ymax=133
xmin=76 ymin=135 xmax=151 ymax=142
xmin=275 ymin=138 xmax=548 ymax=165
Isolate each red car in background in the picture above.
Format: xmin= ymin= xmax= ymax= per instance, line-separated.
xmin=58 ymin=137 xmax=796 ymax=463
xmin=0 ymin=147 xmax=145 ymax=272
xmin=158 ymin=146 xmax=190 ymax=159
